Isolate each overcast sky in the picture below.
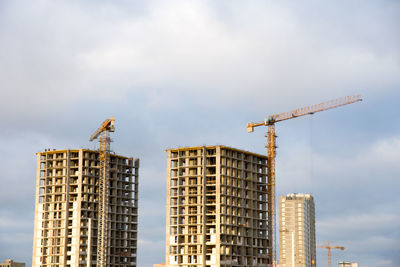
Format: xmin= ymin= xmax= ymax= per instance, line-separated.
xmin=0 ymin=0 xmax=399 ymax=266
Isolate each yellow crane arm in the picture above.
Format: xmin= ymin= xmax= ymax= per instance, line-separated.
xmin=89 ymin=117 xmax=115 ymax=141
xmin=317 ymin=245 xmax=344 ymax=249
xmin=247 ymin=94 xmax=362 ymax=132
xmin=333 ymin=246 xmax=345 ymax=250
xmin=318 ymin=243 xmax=345 ymax=250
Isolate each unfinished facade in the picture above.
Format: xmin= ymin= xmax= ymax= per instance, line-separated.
xmin=0 ymin=259 xmax=25 ymax=267
xmin=32 ymin=149 xmax=139 ymax=267
xmin=279 ymin=193 xmax=316 ymax=267
xmin=165 ymin=146 xmax=269 ymax=267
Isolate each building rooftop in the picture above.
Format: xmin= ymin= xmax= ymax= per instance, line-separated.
xmin=165 ymin=145 xmax=267 ymax=158
xmin=36 ymin=148 xmax=134 ymax=159
xmin=284 ymin=193 xmax=313 ymax=199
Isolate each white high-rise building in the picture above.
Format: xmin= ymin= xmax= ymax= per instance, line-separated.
xmin=279 ymin=193 xmax=316 ymax=267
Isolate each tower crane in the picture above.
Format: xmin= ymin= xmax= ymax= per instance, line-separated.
xmin=89 ymin=117 xmax=115 ymax=267
xmin=247 ymin=95 xmax=362 ymax=267
xmin=318 ymin=241 xmax=345 ymax=267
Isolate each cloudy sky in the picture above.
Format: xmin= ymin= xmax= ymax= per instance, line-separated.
xmin=0 ymin=0 xmax=399 ymax=266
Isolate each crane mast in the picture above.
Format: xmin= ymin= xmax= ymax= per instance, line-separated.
xmin=266 ymin=124 xmax=276 ymax=267
xmin=89 ymin=117 xmax=115 ymax=267
xmin=318 ymin=241 xmax=345 ymax=267
xmin=247 ymin=95 xmax=361 ymax=267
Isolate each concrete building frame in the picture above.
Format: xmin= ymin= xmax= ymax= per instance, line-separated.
xmin=165 ymin=145 xmax=270 ymax=267
xmin=32 ymin=149 xmax=139 ymax=266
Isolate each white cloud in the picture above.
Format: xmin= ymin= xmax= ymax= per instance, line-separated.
xmin=371 ymin=260 xmax=399 ymax=267
xmin=318 ymin=212 xmax=400 ymax=235
xmin=0 ymin=232 xmax=32 ymax=244
xmin=0 ymin=217 xmax=31 ymax=229
xmin=312 ymin=135 xmax=400 ymax=184
xmin=1 ymin=0 xmax=399 ymax=125
xmin=137 ymin=238 xmax=164 ymax=247
xmin=369 ymin=137 xmax=400 ymax=165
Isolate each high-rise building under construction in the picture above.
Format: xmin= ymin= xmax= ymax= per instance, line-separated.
xmin=279 ymin=193 xmax=316 ymax=267
xmin=32 ymin=149 xmax=139 ymax=266
xmin=165 ymin=145 xmax=269 ymax=267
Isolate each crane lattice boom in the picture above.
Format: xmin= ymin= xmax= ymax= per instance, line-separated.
xmin=247 ymin=95 xmax=361 ymax=267
xmin=247 ymin=94 xmax=362 ymax=132
xmin=89 ymin=117 xmax=115 ymax=267
xmin=90 ymin=117 xmax=115 ymax=141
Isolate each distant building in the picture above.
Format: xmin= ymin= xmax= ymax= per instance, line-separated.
xmin=0 ymin=259 xmax=25 ymax=267
xmin=165 ymin=145 xmax=270 ymax=266
xmin=32 ymin=149 xmax=139 ymax=266
xmin=153 ymin=263 xmax=166 ymax=267
xmin=279 ymin=193 xmax=316 ymax=267
xmin=339 ymin=262 xmax=359 ymax=267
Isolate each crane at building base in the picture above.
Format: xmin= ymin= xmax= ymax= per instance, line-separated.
xmin=247 ymin=95 xmax=362 ymax=267
xmin=89 ymin=117 xmax=115 ymax=267
xmin=318 ymin=241 xmax=345 ymax=267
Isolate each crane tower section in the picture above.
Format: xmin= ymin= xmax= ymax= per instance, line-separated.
xmin=90 ymin=117 xmax=115 ymax=267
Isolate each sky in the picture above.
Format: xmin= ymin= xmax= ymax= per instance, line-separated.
xmin=0 ymin=0 xmax=399 ymax=266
